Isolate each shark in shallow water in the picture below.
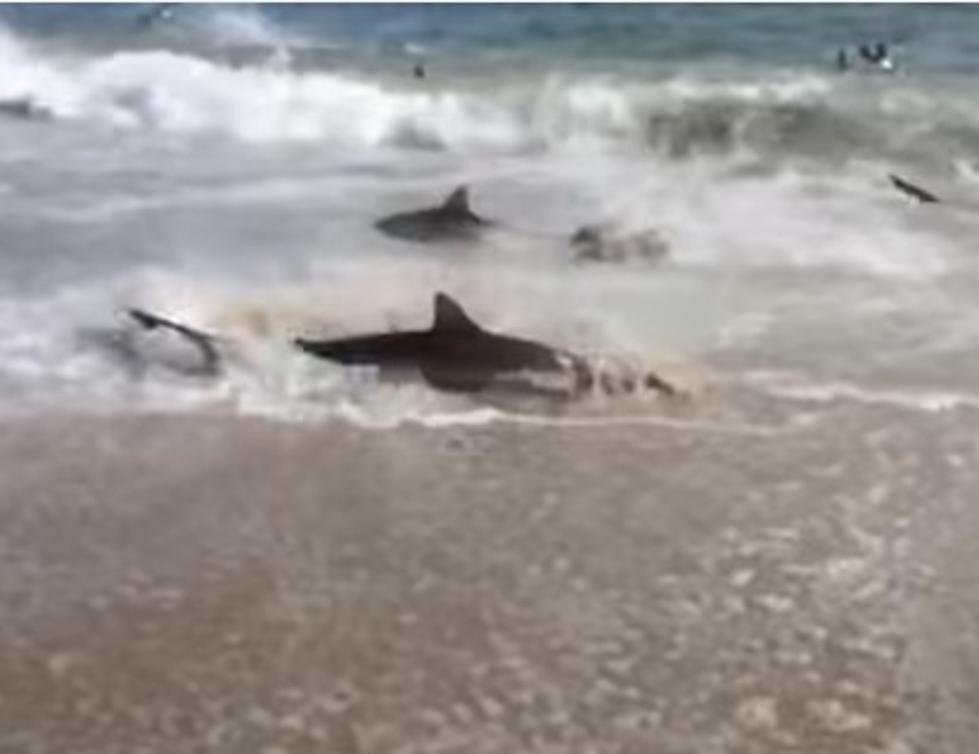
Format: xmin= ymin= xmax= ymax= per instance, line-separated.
xmin=295 ymin=292 xmax=678 ymax=398
xmin=374 ymin=186 xmax=491 ymax=243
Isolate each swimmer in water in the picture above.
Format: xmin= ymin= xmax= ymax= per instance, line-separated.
xmin=859 ymin=41 xmax=894 ymax=71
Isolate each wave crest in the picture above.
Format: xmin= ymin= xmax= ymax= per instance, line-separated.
xmin=1 ymin=24 xmax=978 ymax=167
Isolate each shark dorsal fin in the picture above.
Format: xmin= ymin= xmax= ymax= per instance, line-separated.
xmin=441 ymin=186 xmax=471 ymax=215
xmin=432 ymin=292 xmax=481 ymax=334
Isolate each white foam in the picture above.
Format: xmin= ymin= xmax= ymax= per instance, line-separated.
xmin=192 ymin=6 xmax=299 ymax=50
xmin=493 ymin=411 xmax=789 ymax=435
xmin=0 ymin=21 xmax=975 ymax=169
xmin=748 ymin=371 xmax=979 ymax=412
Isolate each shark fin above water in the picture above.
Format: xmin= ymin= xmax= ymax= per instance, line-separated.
xmin=432 ymin=292 xmax=482 ymax=333
xmin=441 ymin=186 xmax=474 ymax=215
xmin=374 ymin=185 xmax=489 ymax=242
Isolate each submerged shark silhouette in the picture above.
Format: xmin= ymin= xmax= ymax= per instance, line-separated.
xmin=112 ymin=308 xmax=222 ymax=377
xmin=374 ymin=186 xmax=491 ymax=242
xmin=295 ymin=292 xmax=598 ymax=395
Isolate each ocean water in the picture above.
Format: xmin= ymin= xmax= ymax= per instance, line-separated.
xmin=3 ymin=3 xmax=979 ymax=421
xmin=1 ymin=4 xmax=978 ymax=753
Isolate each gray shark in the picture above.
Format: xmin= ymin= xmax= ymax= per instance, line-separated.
xmin=295 ymin=292 xmax=680 ymax=398
xmin=295 ymin=292 xmax=598 ymax=395
xmin=374 ymin=186 xmax=491 ymax=242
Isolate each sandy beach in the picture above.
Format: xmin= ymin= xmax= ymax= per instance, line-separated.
xmin=1 ymin=405 xmax=977 ymax=753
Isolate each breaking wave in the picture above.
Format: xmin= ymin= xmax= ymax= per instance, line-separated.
xmin=3 ymin=23 xmax=979 ymax=167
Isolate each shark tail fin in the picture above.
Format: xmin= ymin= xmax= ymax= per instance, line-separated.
xmin=127 ymin=308 xmax=162 ymax=330
xmin=432 ymin=292 xmax=482 ymax=333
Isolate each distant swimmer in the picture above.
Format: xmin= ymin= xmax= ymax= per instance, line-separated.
xmin=889 ymin=174 xmax=940 ymax=204
xmin=836 ymin=49 xmax=849 ymax=72
xmin=859 ymin=41 xmax=894 ymax=71
xmin=413 ymin=61 xmax=426 ymax=80
xmin=874 ymin=42 xmax=895 ymax=71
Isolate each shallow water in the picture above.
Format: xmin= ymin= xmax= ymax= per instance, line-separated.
xmin=1 ymin=4 xmax=978 ymax=752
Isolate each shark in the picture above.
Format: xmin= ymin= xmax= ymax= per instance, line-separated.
xmin=294 ymin=292 xmax=678 ymax=398
xmin=294 ymin=293 xmax=592 ymax=395
xmin=374 ymin=186 xmax=491 ymax=243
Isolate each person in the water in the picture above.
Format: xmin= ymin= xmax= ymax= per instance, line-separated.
xmin=858 ymin=41 xmax=894 ymax=71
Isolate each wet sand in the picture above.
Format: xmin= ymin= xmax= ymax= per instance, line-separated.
xmin=0 ymin=407 xmax=977 ymax=753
